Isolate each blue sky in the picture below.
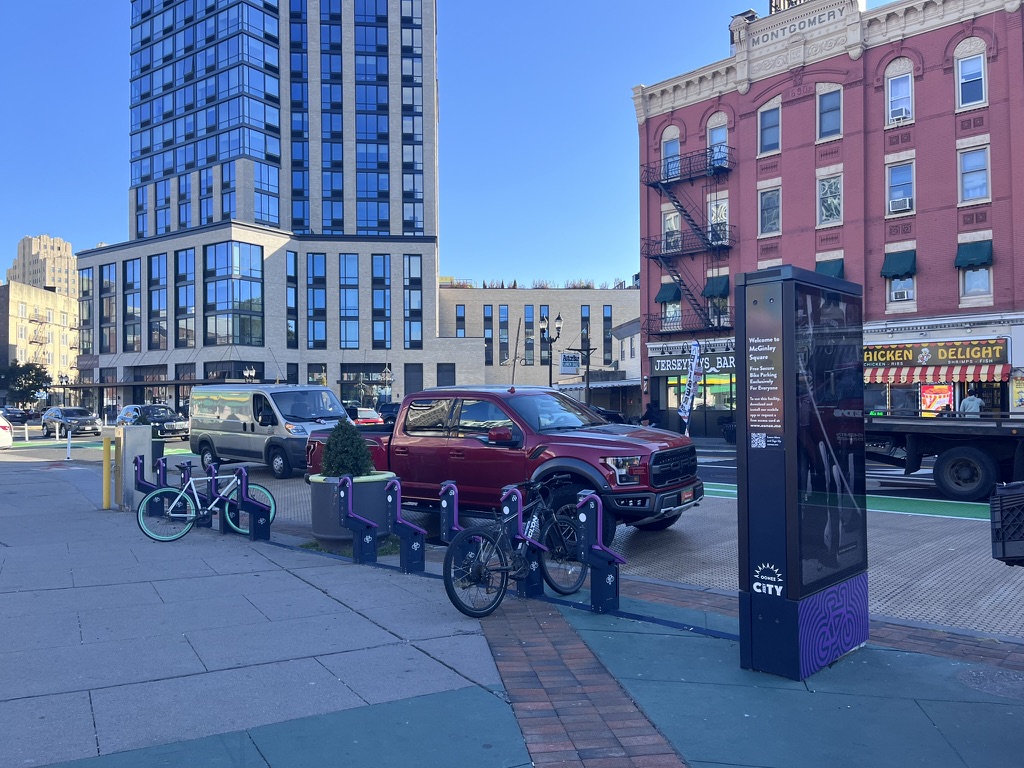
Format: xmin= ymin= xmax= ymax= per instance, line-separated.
xmin=0 ymin=1 xmax=851 ymax=288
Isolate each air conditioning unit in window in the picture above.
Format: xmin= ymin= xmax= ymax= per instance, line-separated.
xmin=889 ymin=197 xmax=913 ymax=213
xmin=891 ymin=289 xmax=910 ymax=301
xmin=890 ymin=107 xmax=911 ymax=123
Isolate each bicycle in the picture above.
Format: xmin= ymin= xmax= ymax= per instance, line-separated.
xmin=137 ymin=461 xmax=277 ymax=542
xmin=442 ymin=475 xmax=588 ymax=618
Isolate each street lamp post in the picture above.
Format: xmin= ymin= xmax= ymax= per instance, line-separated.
xmin=566 ymin=324 xmax=598 ymax=405
xmin=380 ymin=365 xmax=393 ymax=404
xmin=57 ymin=373 xmax=70 ymax=406
xmin=538 ymin=313 xmax=563 ymax=388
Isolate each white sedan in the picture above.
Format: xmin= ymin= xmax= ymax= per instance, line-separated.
xmin=0 ymin=414 xmax=12 ymax=450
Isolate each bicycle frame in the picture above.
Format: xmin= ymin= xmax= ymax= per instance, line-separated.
xmin=166 ymin=473 xmax=243 ymax=519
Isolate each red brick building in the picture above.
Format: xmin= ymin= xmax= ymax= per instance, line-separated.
xmin=635 ymin=0 xmax=1024 ymax=435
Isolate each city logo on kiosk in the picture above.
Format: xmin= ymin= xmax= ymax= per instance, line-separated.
xmin=753 ymin=563 xmax=784 ymax=597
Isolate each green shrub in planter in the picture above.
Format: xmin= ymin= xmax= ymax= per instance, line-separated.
xmin=320 ymin=419 xmax=375 ymax=477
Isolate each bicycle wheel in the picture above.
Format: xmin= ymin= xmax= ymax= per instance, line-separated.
xmin=222 ymin=482 xmax=278 ymax=535
xmin=443 ymin=526 xmax=509 ymax=618
xmin=539 ymin=514 xmax=588 ymax=595
xmin=137 ymin=487 xmax=197 ymax=542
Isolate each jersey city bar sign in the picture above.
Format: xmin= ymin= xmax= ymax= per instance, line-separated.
xmin=864 ymin=339 xmax=1007 ymax=367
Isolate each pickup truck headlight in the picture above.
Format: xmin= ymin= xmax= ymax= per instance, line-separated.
xmin=285 ymin=423 xmax=308 ymax=435
xmin=602 ymin=455 xmax=643 ymax=486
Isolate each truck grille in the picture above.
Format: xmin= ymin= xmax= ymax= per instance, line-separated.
xmin=650 ymin=445 xmax=698 ymax=488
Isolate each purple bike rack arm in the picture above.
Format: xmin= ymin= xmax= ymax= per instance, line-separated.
xmin=388 ymin=477 xmax=427 ymax=535
xmin=501 ymin=486 xmax=546 ymax=551
xmin=578 ymin=492 xmax=626 ymax=564
xmin=339 ymin=475 xmax=377 ymax=528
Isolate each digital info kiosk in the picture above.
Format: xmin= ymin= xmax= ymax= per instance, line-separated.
xmin=735 ymin=266 xmax=868 ymax=680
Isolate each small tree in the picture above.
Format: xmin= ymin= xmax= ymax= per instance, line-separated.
xmin=320 ymin=419 xmax=375 ymax=477
xmin=0 ymin=363 xmax=51 ymax=407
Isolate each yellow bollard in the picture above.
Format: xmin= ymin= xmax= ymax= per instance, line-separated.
xmin=102 ymin=437 xmax=112 ymax=510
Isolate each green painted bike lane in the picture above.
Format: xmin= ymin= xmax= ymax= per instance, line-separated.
xmin=703 ymin=482 xmax=990 ymax=520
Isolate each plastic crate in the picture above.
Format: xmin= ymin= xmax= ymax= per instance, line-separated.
xmin=990 ymin=482 xmax=1024 ymax=566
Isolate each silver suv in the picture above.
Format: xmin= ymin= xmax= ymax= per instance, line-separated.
xmin=41 ymin=407 xmax=103 ymax=438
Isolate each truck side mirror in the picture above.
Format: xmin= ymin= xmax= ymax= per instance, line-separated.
xmin=487 ymin=426 xmax=516 ymax=446
xmin=259 ymin=412 xmax=275 ymax=427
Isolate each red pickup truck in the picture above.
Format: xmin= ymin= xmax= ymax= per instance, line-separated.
xmin=306 ymin=385 xmax=704 ymax=541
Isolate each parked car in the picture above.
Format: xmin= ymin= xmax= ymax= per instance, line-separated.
xmin=0 ymin=406 xmax=28 ymax=425
xmin=0 ymin=414 xmax=12 ymax=450
xmin=41 ymin=407 xmax=103 ymax=438
xmin=346 ymin=406 xmax=384 ymax=425
xmin=377 ymin=402 xmax=400 ymax=425
xmin=588 ymin=405 xmax=626 ymax=423
xmin=116 ymin=404 xmax=190 ymax=440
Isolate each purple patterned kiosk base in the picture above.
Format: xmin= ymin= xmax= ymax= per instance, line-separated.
xmin=797 ymin=572 xmax=869 ymax=679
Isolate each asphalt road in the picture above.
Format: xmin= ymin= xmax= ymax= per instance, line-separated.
xmin=5 ymin=428 xmax=1024 ymax=638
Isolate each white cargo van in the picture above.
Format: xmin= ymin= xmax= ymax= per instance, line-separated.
xmin=188 ymin=384 xmax=349 ymax=478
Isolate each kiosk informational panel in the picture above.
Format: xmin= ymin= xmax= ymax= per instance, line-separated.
xmin=736 ymin=266 xmax=868 ymax=680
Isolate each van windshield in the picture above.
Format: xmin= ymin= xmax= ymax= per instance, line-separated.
xmin=271 ymin=390 xmax=348 ymax=422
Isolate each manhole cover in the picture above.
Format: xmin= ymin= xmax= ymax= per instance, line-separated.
xmin=957 ymin=668 xmax=1024 ymax=700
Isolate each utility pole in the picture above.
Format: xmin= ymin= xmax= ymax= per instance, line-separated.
xmin=566 ymin=324 xmax=598 ymax=405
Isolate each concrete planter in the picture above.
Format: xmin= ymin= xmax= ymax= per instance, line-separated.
xmin=309 ymin=471 xmax=396 ymax=542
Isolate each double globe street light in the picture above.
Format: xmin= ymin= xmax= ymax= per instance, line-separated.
xmin=538 ymin=313 xmax=563 ymax=388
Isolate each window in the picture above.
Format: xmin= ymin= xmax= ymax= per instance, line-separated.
xmin=956 ymin=240 xmax=993 ymax=304
xmin=758 ymin=105 xmax=780 ymax=154
xmin=961 ymin=266 xmax=991 ymax=299
xmin=662 ymin=135 xmax=680 ymax=179
xmin=758 ymin=188 xmax=780 ymax=235
xmin=957 ymin=53 xmax=986 ymax=109
xmin=708 ymin=200 xmax=728 ymax=245
xmin=887 ymin=72 xmax=912 ymax=123
xmin=662 ymin=210 xmax=680 ymax=251
xmin=817 ymin=89 xmax=841 ymax=139
xmin=888 ymin=276 xmax=915 ymax=303
xmin=959 ymin=147 xmax=989 ymax=203
xmin=887 ymin=163 xmax=914 ymax=214
xmin=817 ymin=175 xmax=842 ymax=226
xmin=708 ymin=121 xmax=728 ymax=168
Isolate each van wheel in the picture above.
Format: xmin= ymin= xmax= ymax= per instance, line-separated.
xmin=269 ymin=447 xmax=291 ymax=479
xmin=200 ymin=444 xmax=218 ymax=473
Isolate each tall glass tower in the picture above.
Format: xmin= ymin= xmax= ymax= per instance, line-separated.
xmin=126 ymin=0 xmax=432 ymax=241
xmin=76 ymin=0 xmax=448 ymax=416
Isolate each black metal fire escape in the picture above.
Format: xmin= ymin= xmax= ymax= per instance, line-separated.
xmin=641 ymin=145 xmax=735 ymax=335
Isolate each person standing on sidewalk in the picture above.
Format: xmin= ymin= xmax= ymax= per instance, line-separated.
xmin=959 ymin=389 xmax=984 ymax=418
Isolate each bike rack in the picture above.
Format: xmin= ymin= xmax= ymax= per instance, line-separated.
xmin=338 ymin=475 xmax=379 ymax=563
xmin=233 ymin=467 xmax=272 ymax=541
xmin=385 ymin=477 xmax=427 ymax=573
xmin=439 ymin=480 xmax=463 ymax=543
xmin=577 ymin=491 xmax=627 ymax=614
xmin=134 ymin=454 xmax=169 ymax=518
xmin=500 ymin=484 xmax=546 ymax=599
xmin=133 ymin=454 xmax=166 ymax=495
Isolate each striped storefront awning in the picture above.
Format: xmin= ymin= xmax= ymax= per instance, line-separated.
xmin=864 ymin=363 xmax=1011 ymax=384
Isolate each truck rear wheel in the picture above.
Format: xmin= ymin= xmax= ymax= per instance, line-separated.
xmin=934 ymin=446 xmax=997 ymax=502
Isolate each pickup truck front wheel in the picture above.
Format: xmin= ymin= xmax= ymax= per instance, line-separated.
xmin=934 ymin=446 xmax=997 ymax=502
xmin=551 ymin=484 xmax=617 ymax=546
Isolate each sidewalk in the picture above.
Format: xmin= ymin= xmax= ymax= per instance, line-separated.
xmin=2 ymin=455 xmax=1023 ymax=767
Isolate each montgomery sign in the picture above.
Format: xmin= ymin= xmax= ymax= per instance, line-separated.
xmin=863 ymin=339 xmax=1007 ymax=367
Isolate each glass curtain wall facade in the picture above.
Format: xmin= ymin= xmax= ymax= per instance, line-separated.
xmin=75 ymin=1 xmax=441 ymax=413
